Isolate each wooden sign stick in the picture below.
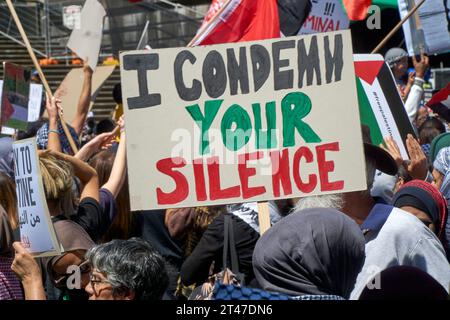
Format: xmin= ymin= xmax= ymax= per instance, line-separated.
xmin=5 ymin=0 xmax=79 ymax=154
xmin=257 ymin=201 xmax=271 ymax=235
xmin=371 ymin=0 xmax=426 ymax=54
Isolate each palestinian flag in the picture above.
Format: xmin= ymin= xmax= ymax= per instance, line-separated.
xmin=342 ymin=0 xmax=372 ymax=20
xmin=354 ymin=54 xmax=416 ymax=160
xmin=191 ymin=0 xmax=311 ymax=46
xmin=341 ymin=0 xmax=398 ymax=21
xmin=426 ymin=83 xmax=450 ymax=122
xmin=191 ymin=0 xmax=280 ymax=46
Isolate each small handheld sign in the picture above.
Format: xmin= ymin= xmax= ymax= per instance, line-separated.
xmin=13 ymin=138 xmax=61 ymax=257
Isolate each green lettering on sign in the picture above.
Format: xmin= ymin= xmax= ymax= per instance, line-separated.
xmin=282 ymin=92 xmax=321 ymax=146
xmin=252 ymin=101 xmax=277 ymax=149
xmin=186 ymin=100 xmax=222 ymax=155
xmin=221 ymin=104 xmax=252 ymax=151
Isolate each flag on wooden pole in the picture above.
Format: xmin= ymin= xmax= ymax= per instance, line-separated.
xmin=342 ymin=0 xmax=372 ymax=21
xmin=190 ymin=0 xmax=280 ymax=46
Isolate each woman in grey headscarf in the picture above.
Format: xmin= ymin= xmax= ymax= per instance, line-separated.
xmin=252 ymin=208 xmax=366 ymax=299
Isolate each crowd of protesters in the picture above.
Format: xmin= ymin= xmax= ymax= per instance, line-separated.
xmin=0 ymin=45 xmax=449 ymax=301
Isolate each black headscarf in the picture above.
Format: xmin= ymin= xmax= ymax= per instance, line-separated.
xmin=392 ymin=180 xmax=447 ymax=238
xmin=252 ymin=208 xmax=366 ymax=299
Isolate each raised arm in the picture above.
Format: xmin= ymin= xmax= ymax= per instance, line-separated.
xmin=71 ymin=60 xmax=93 ymax=136
xmin=75 ymin=131 xmax=116 ymax=162
xmin=102 ymin=116 xmax=126 ymax=198
xmin=404 ymin=54 xmax=429 ymax=123
xmin=46 ymin=95 xmax=62 ymax=153
xmin=50 ymin=150 xmax=99 ymax=202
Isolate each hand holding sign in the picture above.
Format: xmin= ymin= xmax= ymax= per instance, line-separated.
xmin=11 ymin=242 xmax=42 ymax=283
xmin=412 ymin=53 xmax=429 ymax=79
xmin=83 ymin=57 xmax=93 ymax=75
xmin=45 ymin=94 xmax=62 ymax=120
xmin=11 ymin=242 xmax=46 ymax=300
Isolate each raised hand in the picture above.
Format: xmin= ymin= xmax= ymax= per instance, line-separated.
xmin=380 ymin=137 xmax=403 ymax=167
xmin=405 ymin=134 xmax=428 ymax=180
xmin=412 ymin=53 xmax=429 ymax=79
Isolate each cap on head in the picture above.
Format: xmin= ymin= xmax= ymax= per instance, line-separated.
xmin=384 ymin=47 xmax=408 ymax=68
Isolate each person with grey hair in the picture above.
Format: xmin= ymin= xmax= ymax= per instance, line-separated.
xmin=85 ymin=238 xmax=169 ymax=300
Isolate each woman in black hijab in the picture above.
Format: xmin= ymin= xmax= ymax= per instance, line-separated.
xmin=252 ymin=208 xmax=366 ymax=299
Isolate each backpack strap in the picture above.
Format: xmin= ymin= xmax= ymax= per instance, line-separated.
xmin=222 ymin=215 xmax=240 ymax=274
xmin=228 ymin=216 xmax=239 ymax=274
xmin=223 ymin=215 xmax=230 ymax=270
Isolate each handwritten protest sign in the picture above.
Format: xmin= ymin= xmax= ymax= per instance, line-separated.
xmin=120 ymin=30 xmax=366 ymax=210
xmin=1 ymin=62 xmax=30 ymax=131
xmin=54 ymin=66 xmax=116 ymax=123
xmin=299 ymin=0 xmax=349 ymax=35
xmin=1 ymin=80 xmax=43 ymax=134
xmin=354 ymin=54 xmax=416 ymax=160
xmin=67 ymin=0 xmax=106 ymax=70
xmin=13 ymin=138 xmax=61 ymax=257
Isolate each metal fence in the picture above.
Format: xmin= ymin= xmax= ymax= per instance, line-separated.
xmin=0 ymin=0 xmax=207 ymax=60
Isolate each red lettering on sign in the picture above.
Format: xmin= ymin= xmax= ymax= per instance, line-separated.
xmin=156 ymin=157 xmax=189 ymax=204
xmin=316 ymin=142 xmax=344 ymax=191
xmin=270 ymin=149 xmax=292 ymax=197
xmin=207 ymin=156 xmax=241 ymax=200
xmin=238 ymin=151 xmax=266 ymax=199
xmin=293 ymin=147 xmax=317 ymax=193
xmin=193 ymin=158 xmax=207 ymax=201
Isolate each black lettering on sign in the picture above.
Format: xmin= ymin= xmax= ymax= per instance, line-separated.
xmin=298 ymin=36 xmax=322 ymax=88
xmin=250 ymin=45 xmax=271 ymax=93
xmin=24 ymin=146 xmax=32 ymax=174
xmin=272 ymin=40 xmax=295 ymax=91
xmin=27 ymin=177 xmax=36 ymax=206
xmin=174 ymin=50 xmax=202 ymax=101
xmin=20 ymin=147 xmax=26 ymax=176
xmin=324 ymin=34 xmax=344 ymax=84
xmin=202 ymin=50 xmax=227 ymax=99
xmin=227 ymin=47 xmax=250 ymax=96
xmin=13 ymin=148 xmax=20 ymax=176
xmin=123 ymin=53 xmax=161 ymax=109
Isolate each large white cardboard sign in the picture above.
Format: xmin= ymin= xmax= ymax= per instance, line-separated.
xmin=120 ymin=30 xmax=366 ymax=210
